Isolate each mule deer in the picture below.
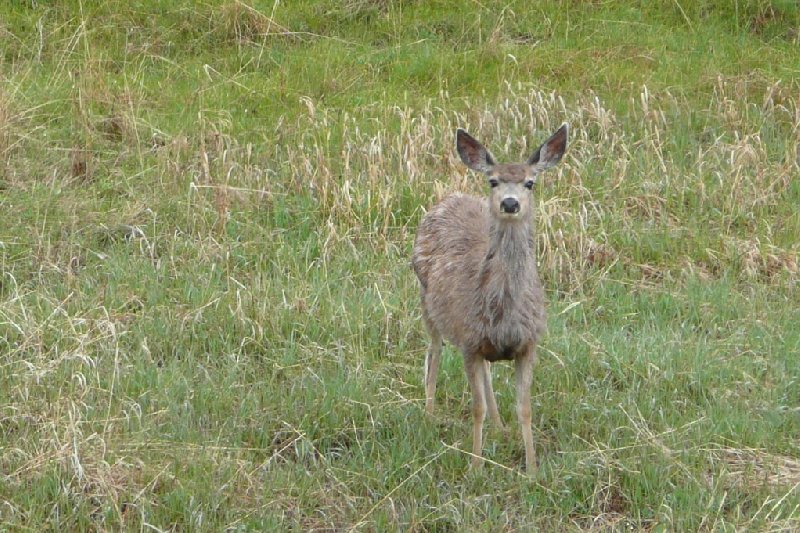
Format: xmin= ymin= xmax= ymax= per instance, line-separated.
xmin=412 ymin=124 xmax=568 ymax=473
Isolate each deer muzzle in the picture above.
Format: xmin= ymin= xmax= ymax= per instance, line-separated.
xmin=500 ymin=197 xmax=520 ymax=214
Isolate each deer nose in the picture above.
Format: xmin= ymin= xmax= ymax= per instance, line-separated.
xmin=500 ymin=197 xmax=520 ymax=214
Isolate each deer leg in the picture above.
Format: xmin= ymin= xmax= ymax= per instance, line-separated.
xmin=465 ymin=355 xmax=487 ymax=469
xmin=482 ymin=360 xmax=504 ymax=429
xmin=515 ymin=347 xmax=537 ymax=473
xmin=424 ymin=324 xmax=443 ymax=415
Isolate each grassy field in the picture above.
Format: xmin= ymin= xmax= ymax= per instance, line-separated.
xmin=2 ymin=0 xmax=800 ymax=530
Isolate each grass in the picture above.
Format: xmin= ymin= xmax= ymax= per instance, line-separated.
xmin=1 ymin=0 xmax=800 ymax=530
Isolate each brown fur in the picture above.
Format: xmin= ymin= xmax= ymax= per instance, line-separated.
xmin=412 ymin=125 xmax=568 ymax=473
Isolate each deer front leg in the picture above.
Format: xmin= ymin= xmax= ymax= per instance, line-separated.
xmin=464 ymin=355 xmax=487 ymax=469
xmin=515 ymin=347 xmax=537 ymax=473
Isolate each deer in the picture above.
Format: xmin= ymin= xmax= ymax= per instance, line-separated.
xmin=412 ymin=124 xmax=568 ymax=473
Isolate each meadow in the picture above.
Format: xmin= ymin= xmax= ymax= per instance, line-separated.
xmin=1 ymin=0 xmax=800 ymax=530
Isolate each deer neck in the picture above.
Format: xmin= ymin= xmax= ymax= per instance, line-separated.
xmin=478 ymin=219 xmax=537 ymax=333
xmin=485 ymin=219 xmax=535 ymax=275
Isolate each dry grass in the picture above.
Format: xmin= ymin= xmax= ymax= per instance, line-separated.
xmin=711 ymin=446 xmax=800 ymax=489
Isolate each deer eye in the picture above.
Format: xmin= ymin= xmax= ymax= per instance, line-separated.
xmin=524 ymin=180 xmax=535 ymax=190
xmin=488 ymin=178 xmax=499 ymax=188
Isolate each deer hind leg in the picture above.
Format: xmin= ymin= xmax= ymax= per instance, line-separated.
xmin=515 ymin=346 xmax=537 ymax=473
xmin=423 ymin=317 xmax=443 ymax=415
xmin=464 ymin=355 xmax=488 ymax=469
xmin=482 ymin=360 xmax=504 ymax=429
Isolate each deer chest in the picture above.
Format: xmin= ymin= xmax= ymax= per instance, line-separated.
xmin=477 ymin=337 xmax=528 ymax=362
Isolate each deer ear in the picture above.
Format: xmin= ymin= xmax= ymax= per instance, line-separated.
xmin=527 ymin=123 xmax=568 ymax=172
xmin=456 ymin=129 xmax=495 ymax=173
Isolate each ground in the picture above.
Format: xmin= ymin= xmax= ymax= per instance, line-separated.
xmin=1 ymin=1 xmax=799 ymax=530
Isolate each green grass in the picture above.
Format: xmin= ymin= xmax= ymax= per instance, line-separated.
xmin=2 ymin=0 xmax=800 ymax=530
